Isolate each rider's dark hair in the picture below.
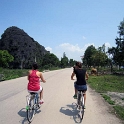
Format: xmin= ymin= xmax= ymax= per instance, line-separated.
xmin=75 ymin=61 xmax=82 ymax=68
xmin=32 ymin=62 xmax=38 ymax=70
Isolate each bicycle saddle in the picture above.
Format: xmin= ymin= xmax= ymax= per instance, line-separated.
xmin=78 ymin=90 xmax=85 ymax=92
xmin=30 ymin=92 xmax=37 ymax=95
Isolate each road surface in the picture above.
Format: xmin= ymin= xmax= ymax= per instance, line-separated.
xmin=0 ymin=68 xmax=123 ymax=124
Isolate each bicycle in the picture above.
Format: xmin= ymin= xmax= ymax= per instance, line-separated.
xmin=77 ymin=90 xmax=85 ymax=120
xmin=26 ymin=92 xmax=40 ymax=123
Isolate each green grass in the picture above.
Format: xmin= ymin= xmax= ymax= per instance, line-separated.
xmin=88 ymin=74 xmax=124 ymax=121
xmin=88 ymin=75 xmax=124 ymax=93
xmin=0 ymin=67 xmax=61 ymax=81
xmin=113 ymin=105 xmax=124 ymax=120
xmin=0 ymin=68 xmax=28 ymax=81
xmin=49 ymin=67 xmax=61 ymax=71
xmin=101 ymin=94 xmax=115 ymax=105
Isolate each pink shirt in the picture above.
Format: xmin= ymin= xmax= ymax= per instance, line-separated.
xmin=27 ymin=70 xmax=40 ymax=91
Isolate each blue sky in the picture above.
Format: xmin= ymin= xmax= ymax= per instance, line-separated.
xmin=0 ymin=0 xmax=124 ymax=61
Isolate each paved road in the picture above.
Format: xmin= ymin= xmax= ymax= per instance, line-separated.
xmin=0 ymin=68 xmax=122 ymax=124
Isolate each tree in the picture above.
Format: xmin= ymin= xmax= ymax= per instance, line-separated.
xmin=69 ymin=59 xmax=75 ymax=67
xmin=83 ymin=45 xmax=108 ymax=68
xmin=0 ymin=50 xmax=14 ymax=68
xmin=108 ymin=19 xmax=124 ymax=68
xmin=61 ymin=52 xmax=69 ymax=68
xmin=91 ymin=46 xmax=108 ymax=67
xmin=42 ymin=53 xmax=60 ymax=69
xmin=83 ymin=45 xmax=96 ymax=67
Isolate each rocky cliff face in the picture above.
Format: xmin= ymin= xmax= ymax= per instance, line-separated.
xmin=0 ymin=26 xmax=49 ymax=68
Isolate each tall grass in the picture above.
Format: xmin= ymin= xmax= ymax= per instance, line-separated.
xmin=0 ymin=67 xmax=61 ymax=81
xmin=88 ymin=75 xmax=124 ymax=93
xmin=0 ymin=68 xmax=28 ymax=81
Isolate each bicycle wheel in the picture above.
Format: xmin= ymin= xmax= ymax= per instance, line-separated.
xmin=80 ymin=95 xmax=84 ymax=120
xmin=27 ymin=96 xmax=35 ymax=123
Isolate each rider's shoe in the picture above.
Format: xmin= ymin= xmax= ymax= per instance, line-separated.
xmin=39 ymin=100 xmax=44 ymax=104
xmin=73 ymin=94 xmax=77 ymax=99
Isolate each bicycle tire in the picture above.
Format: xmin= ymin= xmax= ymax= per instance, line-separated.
xmin=77 ymin=91 xmax=81 ymax=107
xmin=80 ymin=95 xmax=84 ymax=120
xmin=27 ymin=97 xmax=35 ymax=123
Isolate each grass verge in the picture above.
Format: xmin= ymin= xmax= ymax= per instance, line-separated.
xmin=101 ymin=94 xmax=115 ymax=105
xmin=113 ymin=105 xmax=124 ymax=120
xmin=0 ymin=68 xmax=28 ymax=81
xmin=88 ymin=75 xmax=124 ymax=121
xmin=0 ymin=67 xmax=61 ymax=81
xmin=102 ymin=94 xmax=124 ymax=120
xmin=88 ymin=75 xmax=124 ymax=93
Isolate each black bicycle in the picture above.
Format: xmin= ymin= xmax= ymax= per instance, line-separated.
xmin=77 ymin=90 xmax=85 ymax=120
xmin=26 ymin=92 xmax=40 ymax=123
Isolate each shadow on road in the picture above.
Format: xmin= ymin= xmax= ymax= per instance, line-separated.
xmin=18 ymin=107 xmax=41 ymax=124
xmin=18 ymin=108 xmax=29 ymax=124
xmin=60 ymin=102 xmax=84 ymax=123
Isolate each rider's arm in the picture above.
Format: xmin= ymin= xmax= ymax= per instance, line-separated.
xmin=27 ymin=70 xmax=31 ymax=80
xmin=27 ymin=75 xmax=29 ymax=80
xmin=85 ymin=71 xmax=89 ymax=80
xmin=71 ymin=72 xmax=75 ymax=80
xmin=40 ymin=72 xmax=46 ymax=83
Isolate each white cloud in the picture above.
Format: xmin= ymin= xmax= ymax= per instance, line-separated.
xmin=47 ymin=42 xmax=111 ymax=61
xmin=53 ymin=43 xmax=95 ymax=61
xmin=45 ymin=47 xmax=52 ymax=53
xmin=104 ymin=42 xmax=111 ymax=52
xmin=84 ymin=43 xmax=95 ymax=49
xmin=105 ymin=42 xmax=111 ymax=48
xmin=59 ymin=43 xmax=84 ymax=52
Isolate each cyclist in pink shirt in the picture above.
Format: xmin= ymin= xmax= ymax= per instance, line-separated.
xmin=27 ymin=63 xmax=46 ymax=104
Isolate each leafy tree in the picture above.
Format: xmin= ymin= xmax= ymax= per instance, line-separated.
xmin=108 ymin=19 xmax=124 ymax=68
xmin=61 ymin=52 xmax=69 ymax=68
xmin=42 ymin=53 xmax=60 ymax=68
xmin=0 ymin=50 xmax=14 ymax=68
xmin=83 ymin=45 xmax=96 ymax=67
xmin=91 ymin=46 xmax=108 ymax=67
xmin=69 ymin=59 xmax=75 ymax=67
xmin=83 ymin=44 xmax=108 ymax=68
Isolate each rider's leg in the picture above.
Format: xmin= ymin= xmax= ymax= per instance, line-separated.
xmin=73 ymin=82 xmax=78 ymax=98
xmin=39 ymin=86 xmax=44 ymax=104
xmin=83 ymin=92 xmax=86 ymax=108
xmin=75 ymin=88 xmax=77 ymax=95
xmin=74 ymin=82 xmax=77 ymax=94
xmin=40 ymin=89 xmax=43 ymax=100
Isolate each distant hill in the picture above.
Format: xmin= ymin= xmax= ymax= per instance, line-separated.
xmin=0 ymin=26 xmax=49 ymax=68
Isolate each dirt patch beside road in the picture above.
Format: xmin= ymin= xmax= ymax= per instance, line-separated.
xmin=107 ymin=92 xmax=124 ymax=107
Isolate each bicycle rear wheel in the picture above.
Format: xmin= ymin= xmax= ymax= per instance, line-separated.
xmin=80 ymin=96 xmax=84 ymax=120
xmin=27 ymin=97 xmax=35 ymax=123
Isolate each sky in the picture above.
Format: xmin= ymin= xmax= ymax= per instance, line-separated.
xmin=0 ymin=0 xmax=124 ymax=61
